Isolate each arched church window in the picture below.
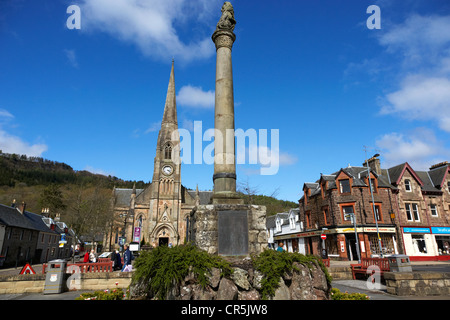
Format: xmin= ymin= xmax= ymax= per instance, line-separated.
xmin=164 ymin=144 xmax=172 ymax=160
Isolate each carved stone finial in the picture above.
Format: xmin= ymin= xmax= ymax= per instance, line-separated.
xmin=215 ymin=2 xmax=236 ymax=32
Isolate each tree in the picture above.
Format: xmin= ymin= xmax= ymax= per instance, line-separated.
xmin=38 ymin=184 xmax=66 ymax=218
xmin=64 ymin=181 xmax=113 ymax=252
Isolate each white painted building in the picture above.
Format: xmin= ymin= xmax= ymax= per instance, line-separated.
xmin=266 ymin=208 xmax=306 ymax=254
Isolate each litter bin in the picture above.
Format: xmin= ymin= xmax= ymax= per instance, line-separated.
xmin=43 ymin=259 xmax=67 ymax=294
xmin=388 ymin=254 xmax=412 ymax=272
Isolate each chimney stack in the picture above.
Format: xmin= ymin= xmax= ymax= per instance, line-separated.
xmin=430 ymin=161 xmax=448 ymax=170
xmin=363 ymin=155 xmax=381 ymax=175
xmin=11 ymin=199 xmax=16 ymax=208
xmin=19 ymin=201 xmax=26 ymax=214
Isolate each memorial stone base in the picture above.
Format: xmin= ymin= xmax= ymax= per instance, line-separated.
xmin=188 ymin=204 xmax=268 ymax=256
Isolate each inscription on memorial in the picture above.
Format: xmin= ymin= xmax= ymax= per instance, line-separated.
xmin=218 ymin=210 xmax=249 ymax=255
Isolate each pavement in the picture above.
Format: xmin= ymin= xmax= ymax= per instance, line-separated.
xmin=0 ymin=260 xmax=449 ymax=300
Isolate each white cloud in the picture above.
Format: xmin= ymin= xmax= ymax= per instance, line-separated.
xmin=63 ymin=49 xmax=78 ymax=68
xmin=0 ymin=109 xmax=14 ymax=119
xmin=378 ymin=14 xmax=450 ymax=67
xmin=0 ymin=129 xmax=48 ymax=157
xmin=144 ymin=121 xmax=161 ymax=134
xmin=381 ymin=75 xmax=450 ymax=132
xmin=177 ymin=85 xmax=214 ymax=108
xmin=0 ymin=109 xmax=48 ymax=157
xmin=375 ymin=128 xmax=449 ymax=170
xmin=79 ymin=0 xmax=218 ymax=63
xmin=375 ymin=9 xmax=450 ymax=178
xmin=84 ymin=165 xmax=112 ymax=176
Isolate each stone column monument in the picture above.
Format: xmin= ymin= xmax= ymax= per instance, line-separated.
xmin=211 ymin=1 xmax=243 ymax=205
xmin=188 ymin=2 xmax=267 ymax=256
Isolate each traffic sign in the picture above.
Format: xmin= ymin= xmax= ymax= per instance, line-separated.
xmin=321 ymin=234 xmax=327 ymax=240
xmin=19 ymin=263 xmax=36 ymax=275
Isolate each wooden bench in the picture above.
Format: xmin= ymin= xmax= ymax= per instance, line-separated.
xmin=42 ymin=261 xmax=114 ymax=274
xmin=351 ymin=257 xmax=390 ymax=280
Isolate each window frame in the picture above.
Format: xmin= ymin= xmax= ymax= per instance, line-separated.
xmin=405 ymin=202 xmax=420 ymax=222
xmin=341 ymin=204 xmax=355 ymax=222
xmin=339 ymin=179 xmax=351 ymax=194
xmin=430 ymin=203 xmax=438 ymax=217
xmin=405 ymin=179 xmax=412 ymax=192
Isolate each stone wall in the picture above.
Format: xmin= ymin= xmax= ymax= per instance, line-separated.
xmin=0 ymin=272 xmax=133 ymax=294
xmin=188 ymin=204 xmax=268 ymax=256
xmin=385 ymin=272 xmax=450 ymax=296
xmin=130 ymin=259 xmax=331 ymax=300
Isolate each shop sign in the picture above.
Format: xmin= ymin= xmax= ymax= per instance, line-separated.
xmin=403 ymin=227 xmax=430 ymax=234
xmin=431 ymin=227 xmax=450 ymax=235
xmin=363 ymin=227 xmax=396 ymax=233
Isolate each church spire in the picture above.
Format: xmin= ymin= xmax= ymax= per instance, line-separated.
xmin=162 ymin=60 xmax=177 ymax=125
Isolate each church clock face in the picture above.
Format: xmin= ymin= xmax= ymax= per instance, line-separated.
xmin=162 ymin=165 xmax=173 ymax=175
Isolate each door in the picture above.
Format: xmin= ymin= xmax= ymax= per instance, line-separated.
xmin=346 ymin=234 xmax=358 ymax=261
xmin=159 ymin=237 xmax=169 ymax=246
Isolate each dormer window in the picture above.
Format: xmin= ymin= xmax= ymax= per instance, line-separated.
xmin=276 ymin=219 xmax=281 ymax=232
xmin=339 ymin=179 xmax=351 ymax=194
xmin=405 ymin=179 xmax=412 ymax=192
xmin=289 ymin=215 xmax=296 ymax=229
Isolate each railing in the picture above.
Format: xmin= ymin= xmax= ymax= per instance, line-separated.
xmin=42 ymin=261 xmax=113 ymax=274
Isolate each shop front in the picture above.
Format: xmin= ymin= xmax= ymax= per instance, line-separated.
xmin=401 ymin=226 xmax=450 ymax=261
xmin=290 ymin=226 xmax=397 ymax=261
xmin=431 ymin=227 xmax=450 ymax=261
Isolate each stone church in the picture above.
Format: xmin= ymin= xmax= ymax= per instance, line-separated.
xmin=107 ymin=62 xmax=212 ymax=249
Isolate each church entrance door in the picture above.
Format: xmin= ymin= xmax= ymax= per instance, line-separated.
xmin=159 ymin=237 xmax=169 ymax=246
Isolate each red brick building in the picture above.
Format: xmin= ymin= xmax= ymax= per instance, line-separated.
xmin=298 ymin=157 xmax=450 ymax=261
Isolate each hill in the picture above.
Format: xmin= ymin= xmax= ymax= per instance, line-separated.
xmin=238 ymin=192 xmax=298 ymax=216
xmin=0 ymin=151 xmax=148 ymax=189
xmin=0 ymin=151 xmax=297 ymax=216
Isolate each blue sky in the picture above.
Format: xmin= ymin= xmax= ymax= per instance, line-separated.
xmin=1 ymin=0 xmax=450 ymax=203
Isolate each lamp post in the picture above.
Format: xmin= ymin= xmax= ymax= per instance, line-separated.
xmin=365 ymin=151 xmax=384 ymax=257
xmin=119 ymin=210 xmax=134 ymax=251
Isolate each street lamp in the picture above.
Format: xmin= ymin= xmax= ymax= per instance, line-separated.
xmin=365 ymin=151 xmax=384 ymax=258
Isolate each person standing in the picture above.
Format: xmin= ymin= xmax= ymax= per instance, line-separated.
xmin=276 ymin=242 xmax=284 ymax=252
xmin=122 ymin=244 xmax=133 ymax=271
xmin=83 ymin=251 xmax=90 ymax=263
xmin=115 ymin=250 xmax=122 ymax=271
xmin=89 ymin=249 xmax=97 ymax=263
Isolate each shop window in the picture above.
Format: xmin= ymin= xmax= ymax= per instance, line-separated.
xmin=436 ymin=237 xmax=450 ymax=255
xmin=430 ymin=204 xmax=438 ymax=217
xmin=369 ymin=234 xmax=395 ymax=256
xmin=412 ymin=235 xmax=427 ymax=254
xmin=405 ymin=203 xmax=420 ymax=222
xmin=405 ymin=179 xmax=412 ymax=192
